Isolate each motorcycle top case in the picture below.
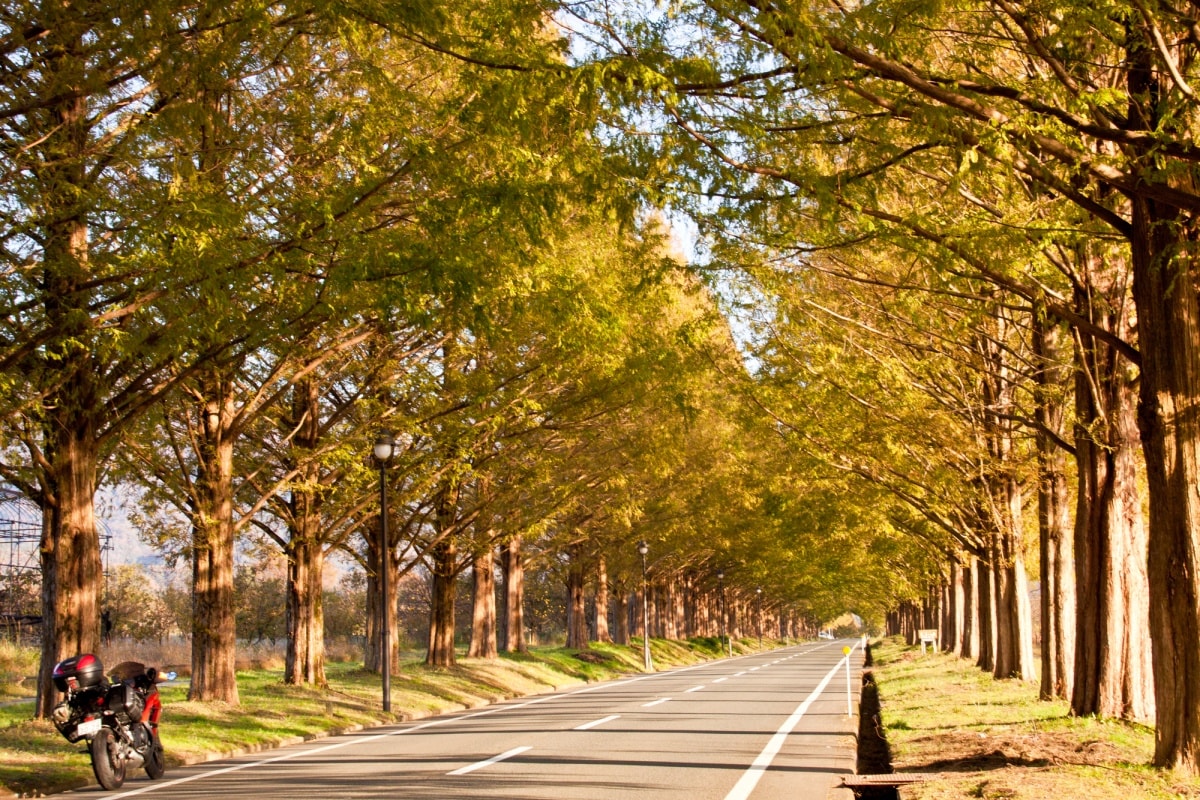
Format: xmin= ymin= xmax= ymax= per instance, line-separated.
xmin=52 ymin=654 xmax=104 ymax=692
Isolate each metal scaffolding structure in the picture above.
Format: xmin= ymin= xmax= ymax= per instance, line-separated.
xmin=0 ymin=487 xmax=41 ymax=641
xmin=1 ymin=486 xmax=113 ymax=643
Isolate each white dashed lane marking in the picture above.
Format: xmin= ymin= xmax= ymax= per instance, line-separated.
xmin=448 ymin=746 xmax=532 ymax=776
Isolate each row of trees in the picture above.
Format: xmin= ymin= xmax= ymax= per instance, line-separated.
xmin=557 ymin=0 xmax=1200 ymax=773
xmin=0 ymin=0 xmax=653 ymax=711
xmin=0 ymin=1 xmax=859 ymax=723
xmin=12 ymin=0 xmax=1200 ymax=776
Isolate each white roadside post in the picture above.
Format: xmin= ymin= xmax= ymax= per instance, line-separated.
xmin=843 ymin=645 xmax=853 ymax=717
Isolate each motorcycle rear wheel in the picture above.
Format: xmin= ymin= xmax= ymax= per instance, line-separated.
xmin=144 ymin=728 xmax=165 ymax=779
xmin=90 ymin=727 xmax=127 ymax=790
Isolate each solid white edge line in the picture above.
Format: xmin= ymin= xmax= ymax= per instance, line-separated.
xmin=724 ymin=644 xmax=857 ymax=800
xmin=447 ymin=745 xmax=532 ymax=775
xmin=574 ymin=714 xmax=621 ymax=731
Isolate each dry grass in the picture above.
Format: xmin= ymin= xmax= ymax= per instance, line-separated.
xmin=869 ymin=638 xmax=1200 ymax=800
xmin=0 ymin=642 xmax=38 ymax=701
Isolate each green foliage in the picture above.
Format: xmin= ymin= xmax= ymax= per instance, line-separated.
xmin=323 ymin=572 xmax=367 ymax=642
xmin=103 ymin=565 xmax=172 ymax=643
xmin=234 ymin=563 xmax=287 ymax=647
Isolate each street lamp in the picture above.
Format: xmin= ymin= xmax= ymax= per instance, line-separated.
xmin=373 ymin=433 xmax=396 ymax=713
xmin=637 ymin=540 xmax=652 ymax=672
xmin=756 ymin=587 xmax=763 ymax=648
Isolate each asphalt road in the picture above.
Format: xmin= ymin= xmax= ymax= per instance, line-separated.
xmin=77 ymin=641 xmax=863 ymax=800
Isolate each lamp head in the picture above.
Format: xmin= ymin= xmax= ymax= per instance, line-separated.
xmin=373 ymin=433 xmax=396 ymax=463
xmin=637 ymin=540 xmax=648 ymax=556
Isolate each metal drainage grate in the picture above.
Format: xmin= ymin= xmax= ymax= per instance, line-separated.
xmin=841 ymin=773 xmax=940 ymax=787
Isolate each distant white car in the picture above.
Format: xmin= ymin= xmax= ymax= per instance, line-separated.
xmin=818 ymin=631 xmax=833 ymax=640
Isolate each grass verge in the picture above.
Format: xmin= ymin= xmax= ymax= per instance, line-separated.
xmin=0 ymin=636 xmax=767 ymax=798
xmin=870 ymin=637 xmax=1200 ymax=800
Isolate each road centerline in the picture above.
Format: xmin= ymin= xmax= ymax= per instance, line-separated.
xmin=447 ymin=745 xmax=532 ymax=776
xmin=574 ymin=714 xmax=621 ymax=730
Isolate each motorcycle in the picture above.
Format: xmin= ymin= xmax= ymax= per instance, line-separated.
xmin=50 ymin=654 xmax=176 ymax=790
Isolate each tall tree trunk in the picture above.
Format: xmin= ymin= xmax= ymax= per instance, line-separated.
xmin=595 ymin=556 xmax=612 ymax=643
xmin=948 ymin=559 xmax=966 ymax=656
xmin=651 ymin=584 xmax=663 ymax=637
xmin=36 ymin=425 xmax=102 ymax=718
xmin=962 ymin=555 xmax=981 ymax=660
xmin=699 ymin=590 xmax=710 ymax=637
xmin=427 ymin=476 xmax=460 ymax=667
xmin=975 ymin=555 xmax=995 ymax=673
xmin=974 ymin=316 xmax=1035 ymax=681
xmin=1126 ymin=32 xmax=1200 ymax=771
xmin=684 ymin=573 xmax=697 ymax=637
xmin=285 ymin=379 xmax=326 ymax=686
xmin=612 ymin=586 xmax=630 ymax=645
xmin=663 ymin=578 xmax=679 ymax=639
xmin=566 ymin=544 xmax=588 ymax=649
xmin=189 ymin=370 xmax=239 ymax=704
xmin=364 ymin=523 xmax=381 ymax=672
xmin=468 ymin=547 xmax=497 ymax=659
xmin=427 ymin=333 xmax=464 ymax=668
xmin=992 ymin=479 xmax=1036 ymax=681
xmin=285 ymin=534 xmax=326 ymax=686
xmin=501 ymin=538 xmax=526 ymax=653
xmin=32 ymin=18 xmax=103 ymax=720
xmin=673 ymin=576 xmax=686 ymax=638
xmin=1134 ymin=202 xmax=1200 ymax=765
xmin=636 ymin=585 xmax=648 ymax=640
xmin=427 ymin=536 xmax=458 ymax=667
xmin=1071 ymin=276 xmax=1154 ymax=720
xmin=1033 ymin=308 xmax=1075 ymax=700
xmin=939 ymin=578 xmax=952 ymax=653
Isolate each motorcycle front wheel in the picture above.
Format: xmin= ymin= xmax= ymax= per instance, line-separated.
xmin=90 ymin=727 xmax=127 ymax=790
xmin=144 ymin=728 xmax=165 ymax=779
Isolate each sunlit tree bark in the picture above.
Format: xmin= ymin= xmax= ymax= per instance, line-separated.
xmin=468 ymin=546 xmax=498 ymax=659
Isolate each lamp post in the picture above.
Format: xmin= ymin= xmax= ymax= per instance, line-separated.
xmin=756 ymin=587 xmax=763 ymax=648
xmin=373 ymin=433 xmax=396 ymax=713
xmin=637 ymin=540 xmax=652 ymax=672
